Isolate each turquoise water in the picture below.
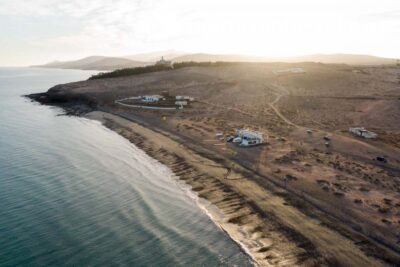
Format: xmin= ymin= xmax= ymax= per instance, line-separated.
xmin=0 ymin=68 xmax=252 ymax=266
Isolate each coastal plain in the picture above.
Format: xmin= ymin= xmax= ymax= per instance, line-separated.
xmin=30 ymin=63 xmax=400 ymax=266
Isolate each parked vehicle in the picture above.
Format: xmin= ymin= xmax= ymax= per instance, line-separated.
xmin=233 ymin=137 xmax=242 ymax=143
xmin=226 ymin=136 xmax=234 ymax=142
xmin=376 ymin=156 xmax=387 ymax=163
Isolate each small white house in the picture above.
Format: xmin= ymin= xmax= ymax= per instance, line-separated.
xmin=142 ymin=95 xmax=162 ymax=103
xmin=349 ymin=127 xmax=377 ymax=139
xmin=236 ymin=129 xmax=264 ymax=146
xmin=176 ymin=96 xmax=195 ymax=101
xmin=175 ymin=100 xmax=188 ymax=106
xmin=125 ymin=96 xmax=142 ymax=100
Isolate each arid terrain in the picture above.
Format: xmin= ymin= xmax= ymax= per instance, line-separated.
xmin=30 ymin=62 xmax=400 ymax=266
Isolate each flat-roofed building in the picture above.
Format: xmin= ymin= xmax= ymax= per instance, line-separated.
xmin=349 ymin=127 xmax=377 ymax=139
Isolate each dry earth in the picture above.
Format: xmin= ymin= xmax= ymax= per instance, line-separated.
xmin=31 ymin=63 xmax=400 ymax=266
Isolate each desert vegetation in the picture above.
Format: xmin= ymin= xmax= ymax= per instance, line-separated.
xmin=31 ymin=62 xmax=400 ymax=266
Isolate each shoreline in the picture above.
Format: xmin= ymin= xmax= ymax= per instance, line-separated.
xmin=85 ymin=111 xmax=267 ymax=266
xmin=175 ymin=178 xmax=258 ymax=266
xmin=84 ymin=110 xmax=389 ymax=267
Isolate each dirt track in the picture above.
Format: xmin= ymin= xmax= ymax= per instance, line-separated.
xmin=87 ymin=111 xmax=393 ymax=267
xmin=31 ymin=62 xmax=400 ymax=266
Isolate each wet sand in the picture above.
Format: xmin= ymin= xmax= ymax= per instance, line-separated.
xmin=86 ymin=110 xmax=389 ymax=267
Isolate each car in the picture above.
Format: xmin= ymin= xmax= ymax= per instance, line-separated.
xmin=323 ymin=135 xmax=331 ymax=141
xmin=233 ymin=137 xmax=242 ymax=143
xmin=376 ymin=156 xmax=387 ymax=163
xmin=226 ymin=136 xmax=234 ymax=142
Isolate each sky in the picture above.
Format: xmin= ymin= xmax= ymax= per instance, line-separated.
xmin=0 ymin=0 xmax=399 ymax=66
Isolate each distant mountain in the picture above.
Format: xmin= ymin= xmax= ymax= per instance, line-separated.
xmin=34 ymin=52 xmax=397 ymax=71
xmin=171 ymin=53 xmax=397 ymax=65
xmin=33 ymin=56 xmax=148 ymax=70
xmin=170 ymin=53 xmax=261 ymax=63
xmin=283 ymin=54 xmax=397 ymax=65
xmin=124 ymin=50 xmax=186 ymax=62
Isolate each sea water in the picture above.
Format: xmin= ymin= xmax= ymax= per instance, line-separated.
xmin=0 ymin=67 xmax=252 ymax=266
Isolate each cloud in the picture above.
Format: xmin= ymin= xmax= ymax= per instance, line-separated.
xmin=361 ymin=10 xmax=400 ymax=22
xmin=0 ymin=0 xmax=113 ymax=17
xmin=1 ymin=0 xmax=400 ymax=65
xmin=0 ymin=0 xmax=54 ymax=16
xmin=30 ymin=0 xmax=197 ymax=55
xmin=1 ymin=0 xmax=151 ymax=55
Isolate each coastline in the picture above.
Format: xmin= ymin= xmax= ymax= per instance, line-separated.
xmin=175 ymin=178 xmax=258 ymax=266
xmin=86 ymin=111 xmax=267 ymax=266
xmin=84 ymin=110 xmax=388 ymax=267
xmin=24 ymin=63 xmax=400 ymax=266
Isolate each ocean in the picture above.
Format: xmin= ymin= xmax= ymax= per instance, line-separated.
xmin=0 ymin=67 xmax=252 ymax=266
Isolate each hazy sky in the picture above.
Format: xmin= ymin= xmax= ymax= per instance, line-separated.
xmin=0 ymin=0 xmax=399 ymax=66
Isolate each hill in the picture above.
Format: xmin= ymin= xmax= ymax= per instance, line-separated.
xmin=124 ymin=50 xmax=186 ymax=62
xmin=171 ymin=53 xmax=397 ymax=65
xmin=33 ymin=56 xmax=148 ymax=70
xmin=33 ymin=53 xmax=398 ymax=71
xmin=170 ymin=53 xmax=261 ymax=63
xmin=286 ymin=53 xmax=397 ymax=65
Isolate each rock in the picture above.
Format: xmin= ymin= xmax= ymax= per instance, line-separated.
xmin=334 ymin=191 xmax=345 ymax=197
xmin=359 ymin=187 xmax=370 ymax=192
xmin=285 ymin=174 xmax=298 ymax=181
xmin=378 ymin=207 xmax=390 ymax=213
xmin=383 ymin=198 xmax=393 ymax=205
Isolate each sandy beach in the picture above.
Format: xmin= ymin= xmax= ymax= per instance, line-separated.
xmin=86 ymin=110 xmax=391 ymax=267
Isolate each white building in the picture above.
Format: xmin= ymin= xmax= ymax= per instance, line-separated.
xmin=155 ymin=56 xmax=172 ymax=67
xmin=236 ymin=129 xmax=264 ymax=146
xmin=349 ymin=127 xmax=378 ymax=139
xmin=175 ymin=100 xmax=188 ymax=106
xmin=176 ymin=96 xmax=195 ymax=101
xmin=142 ymin=95 xmax=162 ymax=103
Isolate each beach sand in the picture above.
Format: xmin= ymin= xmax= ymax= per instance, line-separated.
xmin=86 ymin=110 xmax=390 ymax=267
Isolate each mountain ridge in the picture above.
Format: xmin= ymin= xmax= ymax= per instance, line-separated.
xmin=32 ymin=53 xmax=398 ymax=71
xmin=32 ymin=56 xmax=148 ymax=71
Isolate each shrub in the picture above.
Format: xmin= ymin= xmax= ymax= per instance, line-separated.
xmin=88 ymin=61 xmax=247 ymax=80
